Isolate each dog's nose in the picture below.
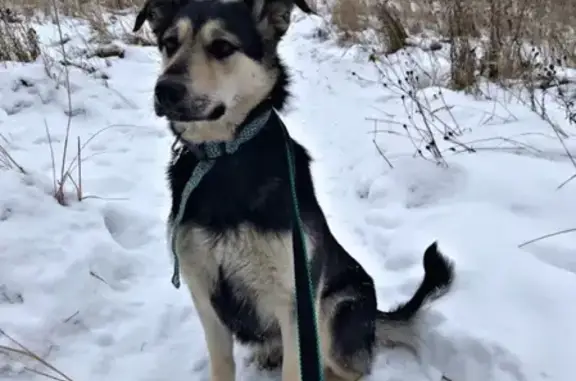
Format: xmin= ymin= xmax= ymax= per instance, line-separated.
xmin=154 ymin=79 xmax=187 ymax=111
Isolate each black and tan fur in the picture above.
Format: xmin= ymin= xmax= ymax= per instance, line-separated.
xmin=133 ymin=1 xmax=454 ymax=380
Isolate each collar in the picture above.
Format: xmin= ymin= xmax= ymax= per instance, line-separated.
xmin=172 ymin=102 xmax=273 ymax=161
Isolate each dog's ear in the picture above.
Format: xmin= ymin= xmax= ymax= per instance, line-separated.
xmin=133 ymin=0 xmax=151 ymax=32
xmin=293 ymin=0 xmax=315 ymax=14
xmin=248 ymin=0 xmax=314 ymax=40
xmin=132 ymin=0 xmax=187 ymax=37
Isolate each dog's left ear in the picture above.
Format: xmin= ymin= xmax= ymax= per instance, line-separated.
xmin=249 ymin=0 xmax=314 ymax=40
xmin=133 ymin=0 xmax=187 ymax=38
xmin=293 ymin=0 xmax=315 ymax=14
xmin=133 ymin=0 xmax=151 ymax=32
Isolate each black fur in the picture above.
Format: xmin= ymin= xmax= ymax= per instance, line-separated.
xmin=211 ymin=265 xmax=281 ymax=343
xmin=379 ymin=241 xmax=455 ymax=322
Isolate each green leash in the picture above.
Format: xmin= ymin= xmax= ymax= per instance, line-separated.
xmin=278 ymin=117 xmax=326 ymax=381
xmin=170 ymin=108 xmax=324 ymax=381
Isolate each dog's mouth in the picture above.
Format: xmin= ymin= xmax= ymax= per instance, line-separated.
xmin=155 ymin=102 xmax=226 ymax=122
xmin=206 ymin=104 xmax=226 ymax=120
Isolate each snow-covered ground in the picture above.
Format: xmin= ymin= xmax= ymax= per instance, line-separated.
xmin=1 ymin=9 xmax=576 ymax=381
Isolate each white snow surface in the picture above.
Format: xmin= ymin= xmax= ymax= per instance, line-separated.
xmin=2 ymin=11 xmax=576 ymax=381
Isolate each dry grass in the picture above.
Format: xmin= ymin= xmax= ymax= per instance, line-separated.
xmin=1 ymin=329 xmax=74 ymax=381
xmin=0 ymin=135 xmax=26 ymax=174
xmin=4 ymin=0 xmax=143 ymax=18
xmin=1 ymin=0 xmax=145 ymax=205
xmin=0 ymin=0 xmax=152 ymax=204
xmin=1 ymin=0 xmax=152 ymax=49
xmin=327 ymin=0 xmax=576 ymax=87
xmin=0 ymin=7 xmax=40 ymax=62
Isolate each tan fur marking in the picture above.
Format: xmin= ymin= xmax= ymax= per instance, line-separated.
xmin=160 ymin=20 xmax=192 ymax=69
xmin=176 ymin=18 xmax=192 ymax=40
xmin=175 ymin=33 xmax=276 ymax=142
xmin=199 ymin=20 xmax=224 ymax=42
xmin=189 ymin=290 xmax=235 ymax=381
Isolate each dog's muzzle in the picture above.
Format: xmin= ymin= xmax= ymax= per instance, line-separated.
xmin=154 ymin=78 xmax=187 ymax=117
xmin=154 ymin=78 xmax=226 ymax=122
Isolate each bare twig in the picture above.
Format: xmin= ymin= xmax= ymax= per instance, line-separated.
xmin=518 ymin=228 xmax=576 ymax=248
xmin=0 ymin=145 xmax=26 ymax=173
xmin=367 ymin=117 xmax=394 ymax=168
xmin=50 ymin=0 xmax=74 ymax=205
xmin=0 ymin=329 xmax=73 ymax=381
xmin=77 ymin=137 xmax=82 ymax=201
xmin=557 ymin=173 xmax=576 ymax=190
xmin=89 ymin=270 xmax=110 ymax=286
xmin=44 ymin=120 xmax=58 ymax=192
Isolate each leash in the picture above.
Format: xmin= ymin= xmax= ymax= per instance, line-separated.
xmin=278 ymin=116 xmax=325 ymax=381
xmin=169 ymin=108 xmax=324 ymax=381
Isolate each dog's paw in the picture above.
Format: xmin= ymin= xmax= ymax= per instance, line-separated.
xmin=245 ymin=345 xmax=283 ymax=371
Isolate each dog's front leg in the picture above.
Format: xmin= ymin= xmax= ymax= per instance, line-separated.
xmin=191 ymin=293 xmax=235 ymax=381
xmin=277 ymin=305 xmax=301 ymax=381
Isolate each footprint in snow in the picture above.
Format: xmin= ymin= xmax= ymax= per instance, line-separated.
xmin=102 ymin=203 xmax=156 ymax=250
xmin=384 ymin=254 xmax=418 ymax=272
xmin=431 ymin=333 xmax=526 ymax=381
xmin=365 ymin=205 xmax=405 ymax=230
xmin=192 ymin=358 xmax=209 ymax=374
xmin=391 ymin=161 xmax=467 ymax=209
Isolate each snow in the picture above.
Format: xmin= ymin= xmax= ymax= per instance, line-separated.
xmin=1 ymin=9 xmax=576 ymax=381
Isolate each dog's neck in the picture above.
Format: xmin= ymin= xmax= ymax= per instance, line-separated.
xmin=171 ymin=93 xmax=277 ymax=143
xmin=172 ymin=110 xmax=250 ymax=144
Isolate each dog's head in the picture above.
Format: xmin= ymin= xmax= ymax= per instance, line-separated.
xmin=133 ymin=0 xmax=312 ymax=142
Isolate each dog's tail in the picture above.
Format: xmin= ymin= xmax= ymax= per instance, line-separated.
xmin=375 ymin=241 xmax=454 ymax=352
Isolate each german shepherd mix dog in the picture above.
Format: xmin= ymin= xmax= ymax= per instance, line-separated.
xmin=133 ymin=0 xmax=454 ymax=380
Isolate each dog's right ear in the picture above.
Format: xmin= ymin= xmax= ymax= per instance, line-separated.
xmin=133 ymin=0 xmax=186 ymax=37
xmin=249 ymin=0 xmax=314 ymax=41
xmin=133 ymin=0 xmax=150 ymax=32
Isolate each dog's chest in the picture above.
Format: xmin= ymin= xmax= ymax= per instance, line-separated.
xmin=175 ymin=224 xmax=298 ymax=342
xmin=176 ymin=224 xmax=297 ymax=300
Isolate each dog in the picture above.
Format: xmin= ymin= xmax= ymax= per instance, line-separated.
xmin=132 ymin=1 xmax=454 ymax=380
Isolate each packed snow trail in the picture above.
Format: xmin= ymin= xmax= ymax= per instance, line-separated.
xmin=1 ymin=11 xmax=576 ymax=381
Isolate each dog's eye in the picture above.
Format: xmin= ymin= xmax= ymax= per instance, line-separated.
xmin=162 ymin=36 xmax=179 ymax=56
xmin=163 ymin=36 xmax=179 ymax=55
xmin=207 ymin=39 xmax=237 ymax=60
xmin=162 ymin=36 xmax=180 ymax=56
